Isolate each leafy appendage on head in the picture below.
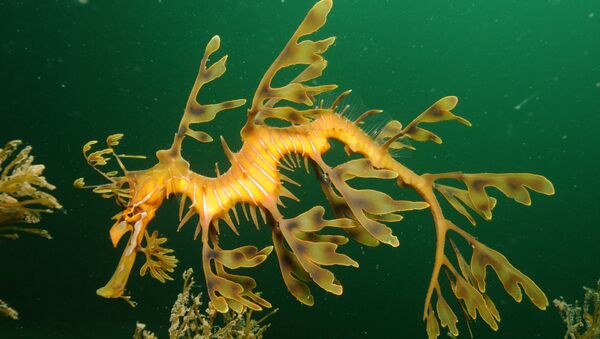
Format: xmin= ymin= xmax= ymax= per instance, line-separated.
xmin=244 ymin=0 xmax=337 ymax=132
xmin=75 ymin=134 xmax=146 ymax=207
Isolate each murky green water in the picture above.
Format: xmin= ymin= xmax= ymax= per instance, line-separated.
xmin=2 ymin=0 xmax=599 ymax=338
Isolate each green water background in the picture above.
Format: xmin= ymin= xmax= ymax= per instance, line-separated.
xmin=1 ymin=0 xmax=599 ymax=338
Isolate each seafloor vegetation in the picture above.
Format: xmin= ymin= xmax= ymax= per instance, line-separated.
xmin=0 ymin=139 xmax=62 ymax=320
xmin=134 ymin=268 xmax=276 ymax=339
xmin=554 ymin=279 xmax=600 ymax=339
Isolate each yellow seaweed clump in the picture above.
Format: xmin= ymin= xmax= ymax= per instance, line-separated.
xmin=554 ymin=279 xmax=600 ymax=339
xmin=0 ymin=140 xmax=62 ymax=239
xmin=0 ymin=139 xmax=62 ymax=320
xmin=134 ymin=268 xmax=277 ymax=339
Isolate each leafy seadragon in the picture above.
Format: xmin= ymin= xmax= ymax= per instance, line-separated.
xmin=76 ymin=1 xmax=554 ymax=337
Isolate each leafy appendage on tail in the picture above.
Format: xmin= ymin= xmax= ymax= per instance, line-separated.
xmin=430 ymin=172 xmax=554 ymax=222
xmin=419 ymin=170 xmax=553 ymax=338
xmin=243 ymin=0 xmax=337 ymax=132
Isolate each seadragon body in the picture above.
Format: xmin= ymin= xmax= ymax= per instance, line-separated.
xmin=78 ymin=1 xmax=555 ymax=337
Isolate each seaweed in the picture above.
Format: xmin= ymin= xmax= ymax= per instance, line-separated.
xmin=0 ymin=139 xmax=62 ymax=319
xmin=134 ymin=268 xmax=276 ymax=339
xmin=554 ymin=279 xmax=600 ymax=339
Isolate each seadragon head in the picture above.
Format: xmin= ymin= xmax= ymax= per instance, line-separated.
xmin=74 ymin=135 xmax=176 ymax=302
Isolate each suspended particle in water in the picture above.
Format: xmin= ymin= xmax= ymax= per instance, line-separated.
xmin=514 ymin=93 xmax=536 ymax=110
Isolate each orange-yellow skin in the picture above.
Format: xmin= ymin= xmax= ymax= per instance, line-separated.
xmin=99 ymin=111 xmax=431 ymax=298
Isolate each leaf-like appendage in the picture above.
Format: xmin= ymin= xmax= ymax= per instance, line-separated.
xmin=317 ymin=179 xmax=380 ymax=247
xmin=214 ymin=262 xmax=272 ymax=313
xmin=402 ymin=96 xmax=471 ymax=144
xmin=201 ymin=240 xmax=272 ymax=313
xmin=450 ymin=275 xmax=499 ymax=330
xmin=426 ymin=308 xmax=440 ymax=339
xmin=435 ymin=183 xmax=497 ymax=225
xmin=245 ymin=0 xmax=337 ymax=129
xmin=279 ymin=206 xmax=357 ymax=295
xmin=316 ymin=157 xmax=428 ymax=247
xmin=382 ymin=96 xmax=470 ymax=152
xmin=213 ymin=245 xmax=273 ymax=270
xmin=166 ymin=35 xmax=246 ymax=155
xmin=139 ymin=231 xmax=178 ymax=283
xmin=375 ymin=120 xmax=415 ymax=151
xmin=470 ymin=242 xmax=548 ymax=310
xmin=271 ymin=225 xmax=314 ymax=306
xmin=334 ymin=158 xmax=398 ymax=181
xmin=106 ymin=133 xmax=124 ymax=147
xmin=430 ymin=172 xmax=553 ymax=222
xmin=436 ymin=295 xmax=459 ymax=337
xmin=461 ymin=173 xmax=554 ymax=220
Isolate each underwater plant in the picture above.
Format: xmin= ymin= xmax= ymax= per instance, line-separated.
xmin=554 ymin=279 xmax=600 ymax=339
xmin=133 ymin=268 xmax=275 ymax=339
xmin=76 ymin=0 xmax=554 ymax=337
xmin=0 ymin=139 xmax=62 ymax=319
